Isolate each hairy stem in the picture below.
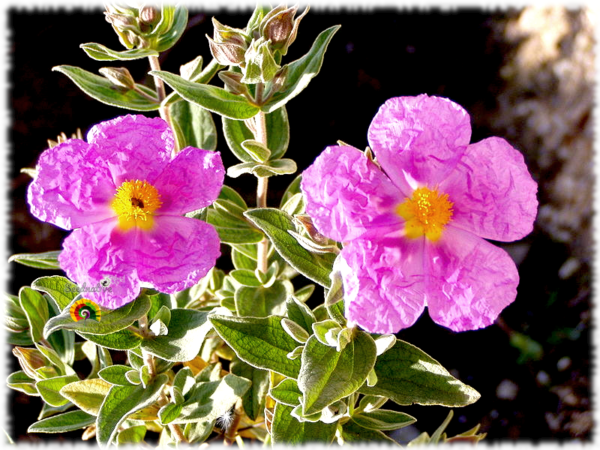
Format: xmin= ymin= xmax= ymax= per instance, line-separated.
xmin=148 ymin=55 xmax=178 ymax=153
xmin=254 ymin=108 xmax=270 ymax=274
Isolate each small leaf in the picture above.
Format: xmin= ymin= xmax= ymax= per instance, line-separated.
xmin=352 ymin=410 xmax=416 ymax=431
xmin=241 ymin=139 xmax=272 ymax=162
xmin=19 ymin=287 xmax=49 ymax=343
xmin=262 ymin=26 xmax=340 ymax=113
xmin=244 ymin=208 xmax=336 ymax=287
xmin=97 ymin=374 xmax=168 ymax=446
xmin=269 ymin=378 xmax=302 ymax=407
xmin=140 ymin=309 xmax=211 ymax=362
xmin=8 ymin=251 xmax=61 ymax=269
xmin=358 ymin=339 xmax=481 ymax=407
xmin=53 ymin=65 xmax=160 ymax=111
xmin=285 ymin=296 xmax=316 ymax=334
xmin=234 ymin=280 xmax=291 ymax=317
xmin=28 ymin=410 xmax=95 ymax=434
xmin=152 ymin=70 xmax=260 ymax=119
xmin=281 ymin=318 xmax=310 ymax=343
xmin=210 ymin=314 xmax=301 ymax=378
xmin=299 ymin=331 xmax=377 ymax=415
xmin=99 ymin=365 xmax=133 ymax=386
xmin=60 ymin=378 xmax=112 ymax=415
xmin=227 ymin=159 xmax=297 ymax=178
xmin=80 ymin=42 xmax=159 ymax=60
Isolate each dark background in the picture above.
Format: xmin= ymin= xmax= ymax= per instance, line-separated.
xmin=6 ymin=5 xmax=593 ymax=444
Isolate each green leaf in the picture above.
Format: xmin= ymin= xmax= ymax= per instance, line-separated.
xmin=269 ymin=378 xmax=302 ymax=407
xmin=78 ymin=328 xmax=142 ymax=351
xmin=169 ymin=99 xmax=217 ymax=151
xmin=154 ymin=6 xmax=188 ymax=52
xmin=262 ymin=26 xmax=340 ymax=113
xmin=229 ymin=269 xmax=261 ymax=287
xmin=230 ymin=358 xmax=270 ymax=421
xmin=60 ymin=378 xmax=112 ymax=415
xmin=45 ymin=296 xmax=75 ymax=366
xmin=271 ymin=402 xmax=337 ymax=444
xmin=6 ymin=370 xmax=38 ymax=396
xmin=223 ymin=106 xmax=289 ymax=162
xmin=8 ymin=250 xmax=61 ymax=269
xmin=244 ymin=208 xmax=336 ymax=287
xmin=210 ymin=314 xmax=301 ymax=378
xmin=80 ymin=42 xmax=158 ymax=61
xmin=32 ymin=276 xmax=79 ymax=310
xmin=52 ymin=65 xmax=160 ymax=111
xmin=206 ymin=207 xmax=264 ymax=244
xmin=117 ymin=425 xmax=147 ymax=445
xmin=285 ymin=296 xmax=316 ymax=334
xmin=36 ymin=375 xmax=79 ymax=407
xmin=227 ymin=158 xmax=297 ymax=178
xmin=358 ymin=339 xmax=481 ymax=407
xmin=99 ymin=365 xmax=133 ymax=386
xmin=44 ymin=294 xmax=151 ymax=338
xmin=241 ymin=139 xmax=272 ymax=162
xmin=173 ymin=374 xmax=251 ymax=424
xmin=151 ymin=70 xmax=259 ymax=119
xmin=281 ymin=318 xmax=310 ymax=344
xmin=4 ymin=292 xmax=29 ymax=332
xmin=28 ymin=410 xmax=95 ymax=434
xmin=340 ymin=418 xmax=399 ymax=444
xmin=352 ymin=410 xmax=416 ymax=431
xmin=141 ymin=309 xmax=211 ymax=362
xmin=232 ymin=247 xmax=257 ymax=270
xmin=19 ymin=287 xmax=49 ymax=342
xmin=97 ymin=374 xmax=168 ymax=447
xmin=299 ymin=331 xmax=377 ymax=415
xmin=234 ymin=280 xmax=291 ymax=317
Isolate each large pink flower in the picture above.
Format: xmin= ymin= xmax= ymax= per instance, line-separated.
xmin=301 ymin=95 xmax=538 ymax=333
xmin=28 ymin=114 xmax=224 ymax=309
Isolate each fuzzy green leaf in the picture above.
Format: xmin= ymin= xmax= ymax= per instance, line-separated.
xmin=28 ymin=410 xmax=95 ymax=434
xmin=340 ymin=418 xmax=399 ymax=444
xmin=269 ymin=378 xmax=302 ymax=407
xmin=80 ymin=42 xmax=159 ymax=61
xmin=210 ymin=314 xmax=301 ymax=378
xmin=8 ymin=251 xmax=61 ymax=270
xmin=169 ymin=99 xmax=217 ymax=151
xmin=234 ymin=280 xmax=291 ymax=317
xmin=271 ymin=402 xmax=337 ymax=444
xmin=352 ymin=409 xmax=416 ymax=431
xmin=32 ymin=276 xmax=79 ymax=310
xmin=230 ymin=358 xmax=270 ymax=421
xmin=19 ymin=287 xmax=49 ymax=343
xmin=36 ymin=374 xmax=79 ymax=407
xmin=244 ymin=208 xmax=335 ymax=287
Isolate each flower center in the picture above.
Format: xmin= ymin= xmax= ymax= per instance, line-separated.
xmin=111 ymin=180 xmax=162 ymax=231
xmin=396 ymin=187 xmax=453 ymax=242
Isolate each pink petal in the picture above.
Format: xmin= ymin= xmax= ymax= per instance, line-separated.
xmin=367 ymin=95 xmax=471 ymax=193
xmin=110 ymin=216 xmax=221 ymax=294
xmin=301 ymin=145 xmax=402 ymax=242
xmin=339 ymin=238 xmax=426 ymax=334
xmin=59 ymin=219 xmax=140 ymax=309
xmin=27 ymin=140 xmax=116 ymax=230
xmin=153 ymin=147 xmax=225 ymax=215
xmin=440 ymin=137 xmax=538 ymax=242
xmin=86 ymin=115 xmax=173 ymax=186
xmin=426 ymin=227 xmax=520 ymax=332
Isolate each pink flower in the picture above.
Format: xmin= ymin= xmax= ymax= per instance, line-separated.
xmin=28 ymin=115 xmax=224 ymax=309
xmin=301 ymin=95 xmax=538 ymax=333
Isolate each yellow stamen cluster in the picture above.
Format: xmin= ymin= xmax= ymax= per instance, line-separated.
xmin=111 ymin=180 xmax=162 ymax=231
xmin=396 ymin=187 xmax=453 ymax=242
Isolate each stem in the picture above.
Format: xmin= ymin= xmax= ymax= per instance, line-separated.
xmin=254 ymin=109 xmax=270 ymax=274
xmin=138 ymin=315 xmax=156 ymax=378
xmin=148 ymin=55 xmax=178 ymax=153
xmin=224 ymin=400 xmax=244 ymax=445
xmin=169 ymin=423 xmax=188 ymax=443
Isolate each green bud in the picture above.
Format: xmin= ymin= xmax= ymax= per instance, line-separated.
xmin=211 ymin=17 xmax=248 ymax=46
xmin=99 ymin=67 xmax=136 ymax=90
xmin=242 ymin=37 xmax=280 ymax=84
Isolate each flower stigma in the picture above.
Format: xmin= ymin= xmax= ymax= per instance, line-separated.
xmin=396 ymin=187 xmax=453 ymax=241
xmin=111 ymin=180 xmax=162 ymax=231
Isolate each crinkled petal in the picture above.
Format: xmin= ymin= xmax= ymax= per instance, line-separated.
xmin=110 ymin=216 xmax=221 ymax=294
xmin=153 ymin=147 xmax=225 ymax=215
xmin=426 ymin=227 xmax=519 ymax=332
xmin=27 ymin=140 xmax=116 ymax=230
xmin=59 ymin=219 xmax=140 ymax=310
xmin=86 ymin=115 xmax=173 ymax=186
xmin=301 ymin=145 xmax=402 ymax=242
xmin=441 ymin=137 xmax=538 ymax=242
xmin=367 ymin=95 xmax=471 ymax=193
xmin=339 ymin=238 xmax=426 ymax=334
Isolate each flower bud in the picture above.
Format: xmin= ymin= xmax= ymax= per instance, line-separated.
xmin=218 ymin=70 xmax=249 ymax=96
xmin=242 ymin=37 xmax=280 ymax=84
xmin=12 ymin=347 xmax=50 ymax=381
xmin=139 ymin=6 xmax=160 ymax=26
xmin=99 ymin=67 xmax=136 ymax=90
xmin=260 ymin=5 xmax=309 ymax=56
xmin=207 ymin=35 xmax=247 ymax=66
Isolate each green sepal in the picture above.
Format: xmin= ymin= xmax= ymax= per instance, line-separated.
xmin=27 ymin=410 xmax=96 ymax=434
xmin=151 ymin=70 xmax=260 ymax=119
xmin=80 ymin=42 xmax=159 ymax=61
xmin=53 ymin=66 xmax=160 ymax=111
xmin=262 ymin=25 xmax=340 ymax=113
xmin=8 ymin=250 xmax=61 ymax=270
xmin=358 ymin=338 xmax=481 ymax=407
xmin=299 ymin=331 xmax=377 ymax=415
xmin=244 ymin=208 xmax=336 ymax=287
xmin=210 ymin=314 xmax=301 ymax=378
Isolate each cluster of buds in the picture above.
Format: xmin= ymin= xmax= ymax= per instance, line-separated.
xmin=208 ymin=5 xmax=308 ymax=88
xmin=104 ymin=3 xmax=185 ymax=52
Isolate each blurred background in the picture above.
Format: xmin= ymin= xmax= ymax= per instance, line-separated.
xmin=6 ymin=4 xmax=594 ymax=444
